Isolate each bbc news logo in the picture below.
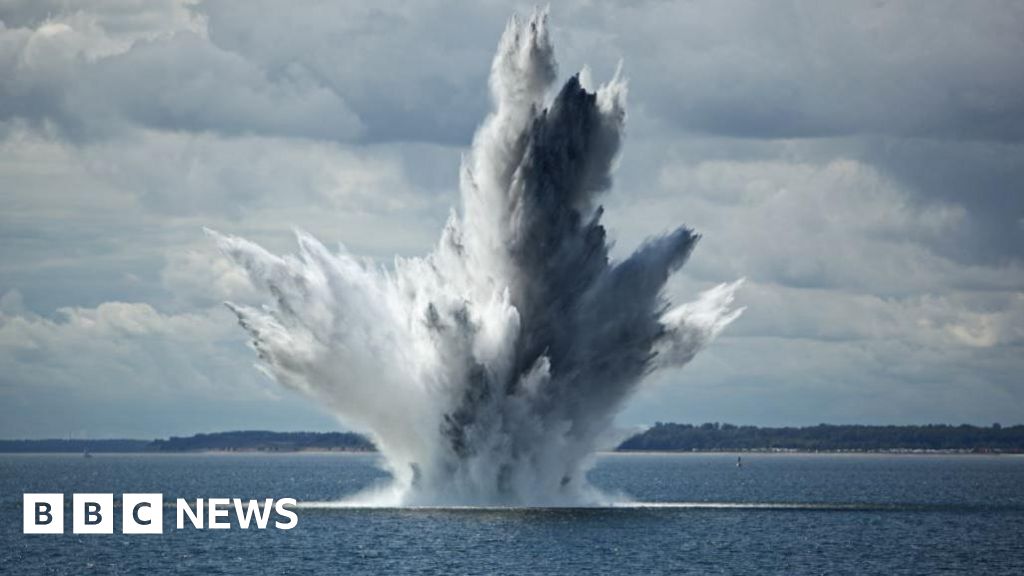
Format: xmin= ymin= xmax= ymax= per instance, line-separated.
xmin=23 ymin=494 xmax=298 ymax=534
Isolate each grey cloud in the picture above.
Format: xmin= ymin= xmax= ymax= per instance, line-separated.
xmin=196 ymin=0 xmax=520 ymax=145
xmin=0 ymin=17 xmax=362 ymax=141
xmin=607 ymin=152 xmax=1008 ymax=293
xmin=6 ymin=0 xmax=1023 ymax=147
xmin=606 ymin=133 xmax=1023 ymax=294
xmin=558 ymin=0 xmax=1024 ymax=142
xmin=0 ymin=0 xmax=198 ymax=33
xmin=855 ymin=137 xmax=1024 ymax=265
xmin=0 ymin=299 xmax=340 ymax=438
xmin=0 ymin=126 xmax=455 ymax=316
xmin=75 ymin=32 xmax=362 ymax=140
xmin=0 ymin=0 xmax=1021 ymax=436
xmin=0 ymin=0 xmax=509 ymax=145
xmin=721 ymin=282 xmax=1024 ymax=348
xmin=625 ymin=334 xmax=1024 ymax=427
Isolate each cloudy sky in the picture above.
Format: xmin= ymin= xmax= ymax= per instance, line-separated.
xmin=1 ymin=0 xmax=1021 ymax=439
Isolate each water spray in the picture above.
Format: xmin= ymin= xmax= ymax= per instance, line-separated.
xmin=209 ymin=10 xmax=743 ymax=506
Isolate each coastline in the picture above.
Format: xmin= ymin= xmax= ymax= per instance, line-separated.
xmin=2 ymin=449 xmax=1020 ymax=456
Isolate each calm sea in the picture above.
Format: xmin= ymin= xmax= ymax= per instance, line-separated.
xmin=2 ymin=453 xmax=1023 ymax=574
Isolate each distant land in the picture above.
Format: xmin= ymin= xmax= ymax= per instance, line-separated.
xmin=618 ymin=423 xmax=1024 ymax=453
xmin=1 ymin=424 xmax=1022 ymax=454
xmin=0 ymin=431 xmax=373 ymax=453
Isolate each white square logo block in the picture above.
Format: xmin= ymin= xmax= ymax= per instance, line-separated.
xmin=122 ymin=493 xmax=163 ymax=534
xmin=73 ymin=493 xmax=113 ymax=534
xmin=23 ymin=494 xmax=64 ymax=534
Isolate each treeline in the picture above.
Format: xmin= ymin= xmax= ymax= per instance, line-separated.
xmin=6 ymin=424 xmax=1024 ymax=453
xmin=617 ymin=422 xmax=1024 ymax=453
xmin=149 ymin=431 xmax=374 ymax=452
xmin=0 ymin=431 xmax=375 ymax=453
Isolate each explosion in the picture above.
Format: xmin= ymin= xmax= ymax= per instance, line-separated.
xmin=209 ymin=11 xmax=742 ymax=505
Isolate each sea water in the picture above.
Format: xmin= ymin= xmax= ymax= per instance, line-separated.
xmin=3 ymin=453 xmax=1023 ymax=574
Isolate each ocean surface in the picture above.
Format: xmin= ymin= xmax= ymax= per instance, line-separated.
xmin=2 ymin=452 xmax=1022 ymax=575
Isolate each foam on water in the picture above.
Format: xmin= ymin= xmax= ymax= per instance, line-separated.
xmin=294 ymin=501 xmax=911 ymax=512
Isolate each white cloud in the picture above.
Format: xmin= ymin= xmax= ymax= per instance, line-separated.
xmin=608 ymin=155 xmax=1022 ymax=295
xmin=0 ymin=0 xmax=1021 ymax=435
xmin=79 ymin=129 xmax=434 ymax=217
xmin=624 ymin=332 xmax=1024 ymax=427
xmin=605 ymin=151 xmax=1023 ymax=426
xmin=160 ymin=248 xmax=259 ymax=308
xmin=1 ymin=13 xmax=361 ymax=140
xmin=554 ymin=0 xmax=1024 ymax=141
xmin=0 ymin=295 xmax=340 ymax=438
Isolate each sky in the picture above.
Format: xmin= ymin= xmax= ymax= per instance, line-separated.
xmin=0 ymin=0 xmax=1021 ymax=439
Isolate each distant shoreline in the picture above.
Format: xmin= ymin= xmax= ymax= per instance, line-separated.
xmin=608 ymin=449 xmax=1024 ymax=456
xmin=2 ymin=424 xmax=1021 ymax=454
xmin=4 ymin=446 xmax=1019 ymax=455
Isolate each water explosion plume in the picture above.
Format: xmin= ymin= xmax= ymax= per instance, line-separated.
xmin=208 ymin=12 xmax=743 ymax=506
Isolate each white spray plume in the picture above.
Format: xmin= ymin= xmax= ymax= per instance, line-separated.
xmin=208 ymin=10 xmax=744 ymax=506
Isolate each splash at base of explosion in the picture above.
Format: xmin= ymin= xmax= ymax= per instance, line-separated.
xmin=208 ymin=10 xmax=743 ymax=506
xmin=295 ymin=501 xmax=884 ymax=511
